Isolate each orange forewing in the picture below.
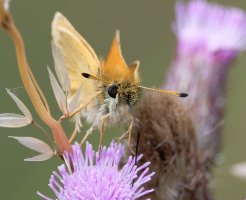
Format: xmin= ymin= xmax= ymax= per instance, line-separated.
xmin=128 ymin=60 xmax=140 ymax=84
xmin=102 ymin=31 xmax=139 ymax=84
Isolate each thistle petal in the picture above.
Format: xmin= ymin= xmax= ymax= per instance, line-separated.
xmin=47 ymin=66 xmax=67 ymax=114
xmin=3 ymin=0 xmax=9 ymax=11
xmin=0 ymin=89 xmax=32 ymax=127
xmin=6 ymin=89 xmax=32 ymax=122
xmin=9 ymin=136 xmax=54 ymax=161
xmin=0 ymin=113 xmax=31 ymax=128
xmin=24 ymin=153 xmax=54 ymax=162
xmin=230 ymin=162 xmax=246 ymax=179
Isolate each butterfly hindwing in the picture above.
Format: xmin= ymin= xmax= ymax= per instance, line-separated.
xmin=52 ymin=12 xmax=100 ymax=102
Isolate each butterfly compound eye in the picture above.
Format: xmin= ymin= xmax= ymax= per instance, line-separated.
xmin=107 ymin=84 xmax=118 ymax=98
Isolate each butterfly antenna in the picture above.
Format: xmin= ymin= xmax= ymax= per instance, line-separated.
xmin=81 ymin=73 xmax=110 ymax=84
xmin=138 ymin=85 xmax=188 ymax=97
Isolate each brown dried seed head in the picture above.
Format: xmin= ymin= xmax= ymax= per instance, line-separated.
xmin=123 ymin=93 xmax=204 ymax=199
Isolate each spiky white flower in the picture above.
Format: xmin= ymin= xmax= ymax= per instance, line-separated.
xmin=0 ymin=89 xmax=32 ymax=128
xmin=9 ymin=136 xmax=54 ymax=161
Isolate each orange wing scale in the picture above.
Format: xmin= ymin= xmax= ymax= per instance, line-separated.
xmin=102 ymin=31 xmax=139 ymax=84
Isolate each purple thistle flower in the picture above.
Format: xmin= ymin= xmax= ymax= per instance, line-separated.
xmin=38 ymin=142 xmax=155 ymax=200
xmin=164 ymin=0 xmax=246 ymax=158
xmin=173 ymin=0 xmax=246 ymax=56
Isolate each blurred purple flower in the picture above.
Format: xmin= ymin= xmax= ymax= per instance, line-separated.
xmin=164 ymin=0 xmax=246 ymax=158
xmin=38 ymin=142 xmax=154 ymax=200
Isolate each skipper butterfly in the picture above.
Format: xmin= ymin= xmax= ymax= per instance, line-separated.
xmin=52 ymin=12 xmax=187 ymax=152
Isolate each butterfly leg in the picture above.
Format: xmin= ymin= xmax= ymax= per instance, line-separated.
xmin=98 ymin=114 xmax=110 ymax=154
xmin=128 ymin=120 xmax=134 ymax=147
xmin=115 ymin=120 xmax=135 ymax=155
xmin=80 ymin=125 xmax=95 ymax=146
xmin=115 ymin=120 xmax=134 ymax=141
xmin=59 ymin=91 xmax=101 ymax=121
xmin=115 ymin=130 xmax=129 ymax=141
xmin=127 ymin=120 xmax=135 ymax=155
xmin=69 ymin=127 xmax=78 ymax=143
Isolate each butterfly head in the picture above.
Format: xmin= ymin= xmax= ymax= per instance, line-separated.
xmin=107 ymin=81 xmax=141 ymax=106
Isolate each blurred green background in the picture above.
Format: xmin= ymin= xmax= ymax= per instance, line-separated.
xmin=0 ymin=0 xmax=246 ymax=199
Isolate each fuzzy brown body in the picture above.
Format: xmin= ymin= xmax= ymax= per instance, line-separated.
xmin=83 ymin=80 xmax=141 ymax=128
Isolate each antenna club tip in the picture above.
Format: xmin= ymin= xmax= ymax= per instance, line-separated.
xmin=179 ymin=93 xmax=188 ymax=97
xmin=81 ymin=73 xmax=90 ymax=78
